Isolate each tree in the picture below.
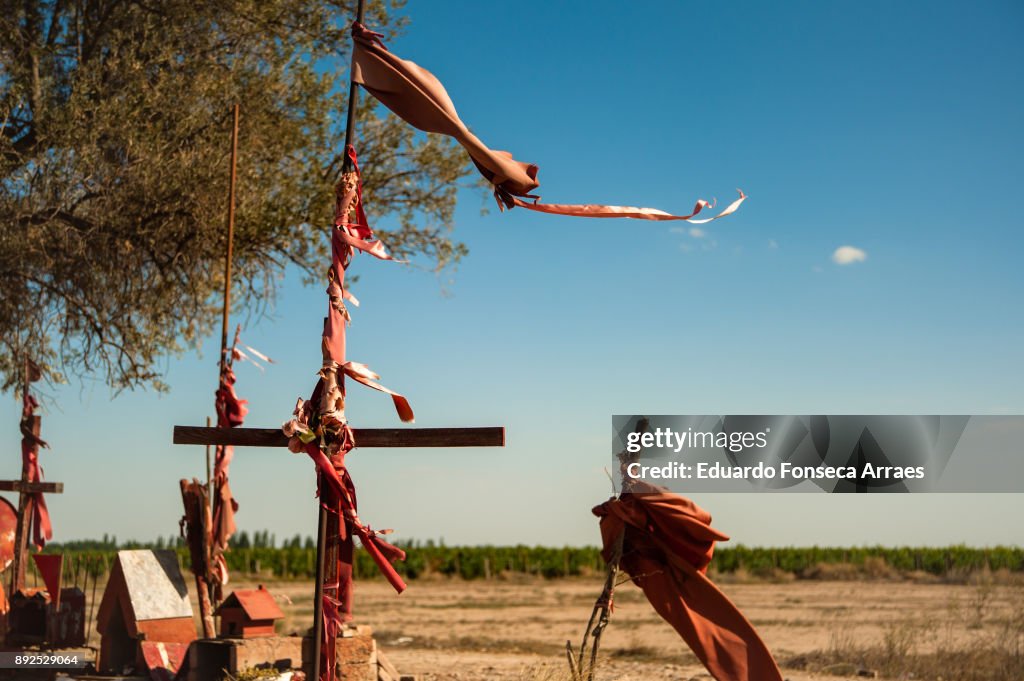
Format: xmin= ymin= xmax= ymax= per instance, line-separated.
xmin=0 ymin=0 xmax=471 ymax=393
xmin=233 ymin=530 xmax=251 ymax=549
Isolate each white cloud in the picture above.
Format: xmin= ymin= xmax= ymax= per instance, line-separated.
xmin=669 ymin=226 xmax=707 ymax=238
xmin=832 ymin=245 xmax=867 ymax=265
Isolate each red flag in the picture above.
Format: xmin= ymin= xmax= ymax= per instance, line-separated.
xmin=31 ymin=553 xmax=63 ymax=609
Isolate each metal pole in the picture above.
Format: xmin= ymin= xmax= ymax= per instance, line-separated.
xmin=199 ymin=102 xmax=240 ymax=637
xmin=313 ymin=3 xmax=365 ymax=679
xmin=311 ymin=487 xmax=329 ymax=677
xmin=220 ymin=103 xmax=240 ymax=371
xmin=205 ymin=413 xmax=216 ymax=614
xmin=340 ymin=0 xmax=365 ymax=173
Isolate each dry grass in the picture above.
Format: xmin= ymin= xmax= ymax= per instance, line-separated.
xmin=787 ymin=583 xmax=1024 ymax=680
xmin=218 ymin=575 xmax=1024 ymax=681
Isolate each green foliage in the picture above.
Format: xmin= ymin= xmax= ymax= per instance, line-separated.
xmin=0 ymin=0 xmax=472 ymax=393
xmin=711 ymin=544 xmax=1024 ymax=575
xmin=40 ymin=537 xmax=1024 ymax=581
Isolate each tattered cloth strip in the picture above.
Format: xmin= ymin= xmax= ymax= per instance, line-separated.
xmin=20 ymin=391 xmax=52 ymax=550
xmin=322 ymin=145 xmax=413 ymax=423
xmin=211 ymin=356 xmax=248 ymax=597
xmin=593 ymin=482 xmax=783 ymax=681
xmin=293 ymin=385 xmax=408 ymax=601
xmin=351 ymin=22 xmax=745 ymax=222
xmin=283 ymin=144 xmax=409 ymax=681
xmin=285 ymin=385 xmax=407 ymax=681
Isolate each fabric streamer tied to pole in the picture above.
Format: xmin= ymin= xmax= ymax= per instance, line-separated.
xmin=20 ymin=388 xmax=52 ymax=550
xmin=593 ymin=481 xmax=783 ymax=681
xmin=351 ymin=22 xmax=746 ymax=222
xmin=211 ymin=336 xmax=249 ymax=597
xmin=211 ymin=329 xmax=274 ymax=597
xmin=283 ymin=144 xmax=408 ymax=681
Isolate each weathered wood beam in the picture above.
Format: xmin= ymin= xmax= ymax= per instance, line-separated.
xmin=173 ymin=426 xmax=505 ymax=448
xmin=0 ymin=480 xmax=63 ymax=494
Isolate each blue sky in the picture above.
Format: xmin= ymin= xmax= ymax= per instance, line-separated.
xmin=3 ymin=1 xmax=1022 ymax=548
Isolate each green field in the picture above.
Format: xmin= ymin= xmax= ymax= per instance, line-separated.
xmin=38 ymin=535 xmax=1024 ymax=583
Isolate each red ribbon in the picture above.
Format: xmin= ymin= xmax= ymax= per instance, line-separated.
xmin=211 ymin=361 xmax=248 ymax=594
xmin=302 ymin=437 xmax=407 ymax=596
xmin=294 ymin=143 xmax=411 ymax=681
xmin=20 ymin=393 xmax=52 ymax=550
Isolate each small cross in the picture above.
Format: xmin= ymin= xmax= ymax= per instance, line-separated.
xmin=2 ymin=414 xmax=64 ymax=594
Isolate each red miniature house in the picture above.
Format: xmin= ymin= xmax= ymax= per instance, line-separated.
xmin=214 ymin=585 xmax=284 ymax=638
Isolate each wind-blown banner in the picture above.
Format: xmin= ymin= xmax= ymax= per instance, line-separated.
xmin=351 ymin=22 xmax=745 ymax=222
xmin=594 ymin=482 xmax=783 ymax=681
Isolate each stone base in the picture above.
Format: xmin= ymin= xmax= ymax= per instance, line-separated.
xmin=187 ymin=626 xmax=381 ymax=681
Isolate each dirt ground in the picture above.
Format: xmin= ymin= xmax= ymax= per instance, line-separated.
xmin=216 ymin=574 xmax=1023 ymax=681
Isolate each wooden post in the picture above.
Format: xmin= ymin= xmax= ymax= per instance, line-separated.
xmin=180 ymin=480 xmax=217 ymax=638
xmin=10 ymin=414 xmax=39 ymax=594
xmin=205 ymin=415 xmax=213 ymax=514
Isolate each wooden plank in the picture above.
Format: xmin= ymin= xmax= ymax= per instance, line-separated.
xmin=0 ymin=480 xmax=64 ymax=494
xmin=173 ymin=426 xmax=505 ymax=448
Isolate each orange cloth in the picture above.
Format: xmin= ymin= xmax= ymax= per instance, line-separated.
xmin=352 ymin=23 xmax=538 ymax=199
xmin=593 ymin=484 xmax=783 ymax=681
xmin=351 ymin=22 xmax=745 ymax=222
xmin=211 ymin=363 xmax=246 ymax=593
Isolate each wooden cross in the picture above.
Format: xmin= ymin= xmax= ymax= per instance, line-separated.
xmin=172 ymin=9 xmax=505 ymax=681
xmin=2 ymin=413 xmax=64 ymax=594
xmin=172 ymin=423 xmax=503 ymax=672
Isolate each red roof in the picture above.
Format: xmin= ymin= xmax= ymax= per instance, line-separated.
xmin=214 ymin=585 xmax=284 ymax=621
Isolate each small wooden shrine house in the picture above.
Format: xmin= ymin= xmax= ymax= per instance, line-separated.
xmin=96 ymin=549 xmax=196 ymax=674
xmin=214 ymin=585 xmax=284 ymax=638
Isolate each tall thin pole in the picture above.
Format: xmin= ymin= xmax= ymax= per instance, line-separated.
xmin=311 ymin=492 xmax=329 ymax=675
xmin=340 ymin=6 xmax=364 ymax=172
xmin=199 ymin=102 xmax=240 ymax=637
xmin=220 ymin=103 xmax=241 ymax=370
xmin=313 ymin=2 xmax=364 ymax=677
xmin=205 ymin=415 xmax=213 ymax=514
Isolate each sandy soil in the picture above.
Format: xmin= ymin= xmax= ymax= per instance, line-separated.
xmin=219 ymin=574 xmax=1023 ymax=681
